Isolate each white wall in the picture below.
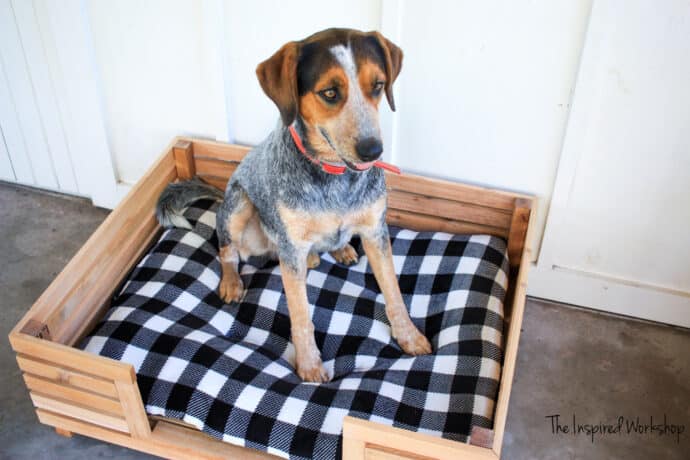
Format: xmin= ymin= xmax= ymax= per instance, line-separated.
xmin=87 ymin=0 xmax=217 ymax=185
xmin=395 ymin=1 xmax=592 ymax=251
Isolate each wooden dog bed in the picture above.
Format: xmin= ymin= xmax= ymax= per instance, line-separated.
xmin=9 ymin=137 xmax=535 ymax=460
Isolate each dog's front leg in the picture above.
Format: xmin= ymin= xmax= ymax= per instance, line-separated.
xmin=362 ymin=228 xmax=432 ymax=356
xmin=279 ymin=255 xmax=329 ymax=383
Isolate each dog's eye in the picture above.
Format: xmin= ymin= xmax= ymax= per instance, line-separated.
xmin=319 ymin=88 xmax=339 ymax=103
xmin=372 ymin=81 xmax=385 ymax=95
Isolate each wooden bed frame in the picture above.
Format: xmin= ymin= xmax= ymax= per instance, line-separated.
xmin=9 ymin=137 xmax=535 ymax=460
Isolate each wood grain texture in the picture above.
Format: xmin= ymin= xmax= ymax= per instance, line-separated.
xmin=10 ymin=335 xmax=135 ymax=383
xmin=195 ymin=156 xmax=239 ymax=178
xmin=16 ymin=355 xmax=119 ymax=398
xmin=24 ymin=374 xmax=123 ymax=415
xmin=173 ymin=140 xmax=195 ymax=179
xmin=491 ymin=200 xmax=536 ymax=457
xmin=507 ymin=198 xmax=532 ymax=268
xmin=36 ymin=410 xmax=280 ymax=460
xmin=386 ymin=208 xmax=508 ymax=238
xmin=343 ymin=417 xmax=498 ymax=460
xmin=30 ymin=393 xmax=129 ymax=433
xmin=9 ymin=137 xmax=178 ymax=343
xmin=115 ymin=380 xmax=151 ymax=438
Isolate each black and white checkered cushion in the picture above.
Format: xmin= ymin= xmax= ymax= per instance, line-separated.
xmin=81 ymin=199 xmax=508 ymax=459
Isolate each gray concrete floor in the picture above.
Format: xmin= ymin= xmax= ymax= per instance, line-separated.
xmin=1 ymin=183 xmax=688 ymax=459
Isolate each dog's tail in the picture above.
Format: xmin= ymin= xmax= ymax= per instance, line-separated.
xmin=155 ymin=177 xmax=224 ymax=229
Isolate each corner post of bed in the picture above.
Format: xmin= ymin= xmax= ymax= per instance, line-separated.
xmin=491 ymin=196 xmax=536 ymax=457
xmin=173 ymin=139 xmax=195 ymax=180
xmin=507 ymin=198 xmax=532 ymax=270
xmin=114 ymin=368 xmax=152 ymax=438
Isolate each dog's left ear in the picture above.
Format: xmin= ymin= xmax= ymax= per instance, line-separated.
xmin=372 ymin=32 xmax=403 ymax=111
xmin=256 ymin=42 xmax=300 ymax=125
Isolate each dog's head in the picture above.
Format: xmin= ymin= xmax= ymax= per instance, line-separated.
xmin=256 ymin=28 xmax=402 ymax=170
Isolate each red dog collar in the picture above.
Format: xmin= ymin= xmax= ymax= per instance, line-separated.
xmin=289 ymin=125 xmax=401 ymax=175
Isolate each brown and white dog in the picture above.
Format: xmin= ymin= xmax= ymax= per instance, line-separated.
xmin=157 ymin=28 xmax=432 ymax=383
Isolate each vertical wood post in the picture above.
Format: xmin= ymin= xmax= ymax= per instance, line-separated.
xmin=114 ymin=372 xmax=151 ymax=439
xmin=173 ymin=140 xmax=195 ymax=180
xmin=507 ymin=198 xmax=532 ymax=268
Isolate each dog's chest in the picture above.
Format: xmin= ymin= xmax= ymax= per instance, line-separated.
xmin=278 ymin=198 xmax=385 ymax=250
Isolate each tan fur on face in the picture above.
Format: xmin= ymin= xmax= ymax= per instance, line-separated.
xmin=357 ymin=60 xmax=386 ymax=107
xmin=299 ymin=53 xmax=386 ymax=165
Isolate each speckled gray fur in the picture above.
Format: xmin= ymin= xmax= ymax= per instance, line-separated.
xmin=217 ymin=121 xmax=388 ymax=269
xmin=157 ymin=121 xmax=388 ymax=271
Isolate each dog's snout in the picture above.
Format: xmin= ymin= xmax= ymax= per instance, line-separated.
xmin=355 ymin=137 xmax=383 ymax=162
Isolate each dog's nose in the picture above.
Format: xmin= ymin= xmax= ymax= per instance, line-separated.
xmin=355 ymin=137 xmax=383 ymax=162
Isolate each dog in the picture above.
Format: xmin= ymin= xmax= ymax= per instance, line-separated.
xmin=157 ymin=28 xmax=431 ymax=383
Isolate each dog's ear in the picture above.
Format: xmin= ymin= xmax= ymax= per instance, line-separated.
xmin=372 ymin=32 xmax=403 ymax=111
xmin=256 ymin=42 xmax=300 ymax=125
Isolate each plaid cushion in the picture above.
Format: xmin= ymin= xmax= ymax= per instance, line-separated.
xmin=81 ymin=199 xmax=508 ymax=460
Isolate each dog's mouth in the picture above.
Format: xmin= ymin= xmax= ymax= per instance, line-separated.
xmin=318 ymin=127 xmax=376 ymax=172
xmin=343 ymin=159 xmax=376 ymax=171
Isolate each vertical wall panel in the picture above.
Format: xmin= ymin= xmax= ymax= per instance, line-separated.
xmin=0 ymin=0 xmax=57 ymax=189
xmin=37 ymin=0 xmax=119 ymax=207
xmin=0 ymin=55 xmax=34 ymax=184
xmin=12 ymin=0 xmax=78 ymax=193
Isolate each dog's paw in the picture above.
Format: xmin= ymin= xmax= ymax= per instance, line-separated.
xmin=297 ymin=362 xmax=329 ymax=383
xmin=330 ymin=244 xmax=359 ymax=265
xmin=393 ymin=324 xmax=432 ymax=356
xmin=307 ymin=252 xmax=321 ymax=269
xmin=219 ymin=275 xmax=244 ymax=303
xmin=296 ymin=358 xmax=329 ymax=383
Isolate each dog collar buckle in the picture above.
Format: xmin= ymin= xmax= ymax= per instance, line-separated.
xmin=289 ymin=125 xmax=400 ymax=175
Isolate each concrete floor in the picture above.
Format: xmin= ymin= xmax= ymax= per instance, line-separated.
xmin=1 ymin=183 xmax=688 ymax=459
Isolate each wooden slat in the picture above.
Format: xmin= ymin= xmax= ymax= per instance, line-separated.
xmin=385 ymin=173 xmax=519 ymax=211
xmin=192 ymin=139 xmax=251 ymax=162
xmin=365 ymin=446 xmax=417 ymax=460
xmin=387 ymin=192 xmax=512 ymax=229
xmin=36 ymin=411 xmax=280 ymax=460
xmin=198 ymin=175 xmax=229 ymax=191
xmin=67 ymin=224 xmax=163 ymax=347
xmin=173 ymin=140 xmax=195 ymax=179
xmin=31 ymin=393 xmax=129 ymax=433
xmin=115 ymin=380 xmax=151 ymax=438
xmin=194 ymin=157 xmax=238 ymax=178
xmin=10 ymin=138 xmax=178 ymax=341
xmin=343 ymin=417 xmax=497 ymax=460
xmin=387 ymin=208 xmax=508 ymax=238
xmin=16 ymin=355 xmax=119 ymax=398
xmin=10 ymin=335 xmax=135 ymax=383
xmin=491 ymin=199 xmax=537 ymax=456
xmin=24 ymin=374 xmax=123 ymax=415
xmin=507 ymin=198 xmax=532 ymax=268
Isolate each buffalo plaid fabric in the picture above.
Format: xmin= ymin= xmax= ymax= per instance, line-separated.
xmin=81 ymin=199 xmax=508 ymax=460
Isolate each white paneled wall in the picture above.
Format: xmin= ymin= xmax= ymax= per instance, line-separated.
xmin=0 ymin=0 xmax=119 ymax=206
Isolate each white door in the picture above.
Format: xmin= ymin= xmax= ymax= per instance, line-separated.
xmin=529 ymin=0 xmax=690 ymax=328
